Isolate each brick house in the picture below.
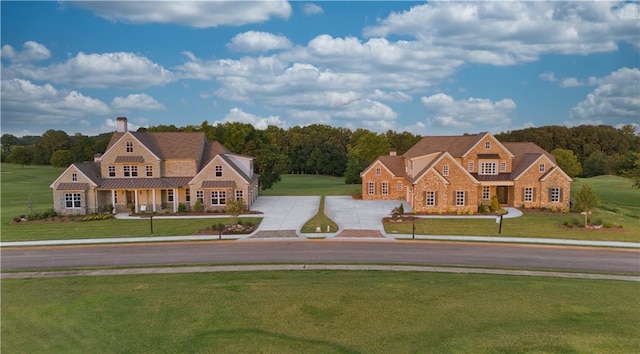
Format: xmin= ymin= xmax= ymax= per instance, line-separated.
xmin=50 ymin=117 xmax=260 ymax=215
xmin=360 ymin=132 xmax=572 ymax=213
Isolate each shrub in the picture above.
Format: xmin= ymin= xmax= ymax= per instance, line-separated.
xmin=178 ymin=203 xmax=187 ymax=213
xmin=352 ymin=190 xmax=362 ymax=200
xmin=603 ymin=222 xmax=613 ymax=229
xmin=478 ymin=203 xmax=487 ymax=213
xmin=194 ymin=200 xmax=203 ymax=212
xmin=245 ymin=221 xmax=253 ymax=228
xmin=563 ymin=220 xmax=572 ymax=227
xmin=595 ymin=218 xmax=603 ymax=225
xmin=489 ymin=195 xmax=500 ymax=212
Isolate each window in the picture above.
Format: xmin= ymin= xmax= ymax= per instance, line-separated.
xmin=168 ymin=190 xmax=174 ymax=202
xmin=146 ymin=165 xmax=153 ymax=177
xmin=539 ymin=163 xmax=546 ymax=173
xmin=108 ymin=165 xmax=116 ymax=177
xmin=211 ymin=190 xmax=226 ymax=205
xmin=524 ymin=187 xmax=533 ymax=202
xmin=114 ymin=192 xmax=118 ymax=204
xmin=456 ymin=191 xmax=466 ymax=206
xmin=123 ymin=165 xmax=138 ymax=177
xmin=468 ymin=162 xmax=474 ymax=172
xmin=368 ymin=182 xmax=375 ymax=195
xmin=443 ymin=165 xmax=449 ymax=176
xmin=375 ymin=167 xmax=381 ymax=176
xmin=550 ymin=188 xmax=560 ymax=203
xmin=480 ymin=162 xmax=497 ymax=175
xmin=482 ymin=186 xmax=490 ymax=200
xmin=236 ymin=190 xmax=244 ymax=201
xmin=485 ymin=141 xmax=491 ymax=150
xmin=64 ymin=193 xmax=81 ymax=209
xmin=500 ymin=161 xmax=507 ymax=172
xmin=382 ymin=182 xmax=389 ymax=195
xmin=196 ymin=190 xmax=204 ymax=203
xmin=397 ymin=181 xmax=403 ymax=192
xmin=71 ymin=173 xmax=77 ymax=182
xmin=186 ymin=188 xmax=191 ymax=202
xmin=126 ymin=141 xmax=133 ymax=153
xmin=215 ymin=165 xmax=223 ymax=178
xmin=425 ymin=191 xmax=436 ymax=206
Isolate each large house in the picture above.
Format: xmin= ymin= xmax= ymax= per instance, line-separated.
xmin=51 ymin=117 xmax=260 ymax=215
xmin=360 ymin=132 xmax=572 ymax=213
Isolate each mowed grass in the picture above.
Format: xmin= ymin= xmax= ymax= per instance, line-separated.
xmin=386 ymin=175 xmax=640 ymax=242
xmin=0 ymin=163 xmax=261 ymax=241
xmin=3 ymin=271 xmax=639 ymax=353
xmin=301 ymin=196 xmax=338 ymax=234
xmin=260 ymin=174 xmax=359 ymax=196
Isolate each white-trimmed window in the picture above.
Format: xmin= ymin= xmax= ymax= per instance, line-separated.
xmin=456 ymin=191 xmax=466 ymax=206
xmin=186 ymin=188 xmax=191 ymax=202
xmin=382 ymin=182 xmax=389 ymax=195
xmin=236 ymin=190 xmax=243 ymax=201
xmin=550 ymin=188 xmax=560 ymax=203
xmin=64 ymin=193 xmax=81 ymax=209
xmin=167 ymin=190 xmax=174 ymax=202
xmin=485 ymin=141 xmax=491 ymax=150
xmin=482 ymin=186 xmax=490 ymax=200
xmin=72 ymin=173 xmax=77 ymax=182
xmin=375 ymin=167 xmax=381 ymax=176
xmin=211 ymin=190 xmax=226 ymax=205
xmin=215 ymin=165 xmax=223 ymax=178
xmin=123 ymin=165 xmax=138 ymax=177
xmin=539 ymin=163 xmax=546 ymax=173
xmin=146 ymin=165 xmax=153 ymax=177
xmin=368 ymin=182 xmax=375 ymax=195
xmin=397 ymin=181 xmax=403 ymax=192
xmin=443 ymin=165 xmax=449 ymax=177
xmin=425 ymin=191 xmax=436 ymax=206
xmin=126 ymin=141 xmax=133 ymax=153
xmin=480 ymin=162 xmax=497 ymax=175
xmin=196 ymin=190 xmax=204 ymax=203
xmin=468 ymin=162 xmax=474 ymax=172
xmin=500 ymin=161 xmax=507 ymax=172
xmin=108 ymin=165 xmax=116 ymax=177
xmin=524 ymin=187 xmax=533 ymax=202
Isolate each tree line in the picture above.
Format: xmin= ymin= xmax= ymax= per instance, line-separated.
xmin=2 ymin=123 xmax=638 ymax=189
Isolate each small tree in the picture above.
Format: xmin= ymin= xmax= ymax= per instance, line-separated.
xmin=8 ymin=146 xmax=33 ymax=167
xmin=214 ymin=222 xmax=225 ymax=240
xmin=574 ymin=184 xmax=600 ymax=226
xmin=226 ymin=199 xmax=244 ymax=225
xmin=398 ymin=203 xmax=405 ymax=215
xmin=489 ymin=195 xmax=500 ymax=213
xmin=194 ymin=200 xmax=203 ymax=212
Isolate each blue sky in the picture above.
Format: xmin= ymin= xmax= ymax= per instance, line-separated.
xmin=1 ymin=1 xmax=638 ymax=137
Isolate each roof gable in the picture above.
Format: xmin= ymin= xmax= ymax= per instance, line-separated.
xmin=413 ymin=152 xmax=477 ymax=185
xmin=360 ymin=156 xmax=404 ymax=178
xmin=102 ymin=131 xmax=160 ymax=161
xmin=541 ymin=166 xmax=573 ymax=182
xmin=191 ymin=153 xmax=251 ymax=185
xmin=50 ymin=162 xmax=101 ymax=188
xmin=462 ymin=132 xmax=514 ymax=159
xmin=403 ymin=133 xmax=486 ymax=158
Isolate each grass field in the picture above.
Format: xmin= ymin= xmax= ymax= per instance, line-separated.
xmin=3 ymin=271 xmax=639 ymax=353
xmin=301 ymin=195 xmax=338 ymax=234
xmin=260 ymin=174 xmax=359 ymax=196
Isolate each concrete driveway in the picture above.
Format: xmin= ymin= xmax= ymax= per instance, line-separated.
xmin=325 ymin=196 xmax=411 ymax=231
xmin=251 ymin=196 xmax=319 ymax=231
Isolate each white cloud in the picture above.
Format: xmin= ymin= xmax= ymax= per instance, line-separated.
xmin=301 ymin=3 xmax=323 ymax=16
xmin=73 ymin=1 xmax=292 ymax=28
xmin=569 ymin=67 xmax=640 ymax=123
xmin=1 ymin=78 xmax=110 ymax=124
xmin=421 ymin=93 xmax=517 ymax=132
xmin=227 ymin=31 xmax=292 ymax=53
xmin=0 ymin=41 xmax=50 ymax=62
xmin=111 ymin=93 xmax=165 ymax=112
xmin=11 ymin=52 xmax=175 ymax=89
xmin=539 ymin=72 xmax=557 ymax=82
xmin=559 ymin=78 xmax=584 ymax=87
xmin=217 ymin=107 xmax=285 ymax=130
xmin=364 ymin=2 xmax=640 ymax=65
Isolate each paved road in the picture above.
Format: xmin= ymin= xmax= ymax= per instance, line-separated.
xmin=2 ymin=241 xmax=638 ymax=274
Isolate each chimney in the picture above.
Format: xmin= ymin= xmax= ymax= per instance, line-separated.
xmin=390 ymin=148 xmax=397 ymax=156
xmin=94 ymin=153 xmax=102 ymax=162
xmin=116 ymin=117 xmax=128 ymax=133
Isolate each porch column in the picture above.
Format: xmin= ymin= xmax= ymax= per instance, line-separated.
xmin=134 ymin=189 xmax=139 ymax=213
xmin=152 ymin=189 xmax=157 ymax=212
xmin=173 ymin=188 xmax=178 ymax=213
xmin=111 ymin=190 xmax=116 ymax=214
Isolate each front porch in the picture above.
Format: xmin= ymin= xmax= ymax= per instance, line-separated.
xmin=100 ymin=188 xmax=184 ymax=214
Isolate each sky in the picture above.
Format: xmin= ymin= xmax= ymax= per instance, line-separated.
xmin=1 ymin=1 xmax=639 ymax=137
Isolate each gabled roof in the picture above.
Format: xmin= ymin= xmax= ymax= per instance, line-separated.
xmin=541 ymin=166 xmax=573 ymax=182
xmin=50 ymin=162 xmax=101 ymax=188
xmin=504 ymin=142 xmax=557 ymax=180
xmin=378 ymin=155 xmax=406 ymax=178
xmin=403 ymin=133 xmax=486 ymax=158
xmin=199 ymin=141 xmax=231 ymax=170
xmin=106 ymin=131 xmax=208 ymax=161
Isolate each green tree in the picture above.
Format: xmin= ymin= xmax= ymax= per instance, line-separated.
xmin=1 ymin=133 xmax=18 ymax=159
xmin=551 ymin=148 xmax=582 ymax=178
xmin=583 ymin=150 xmax=614 ymax=177
xmin=8 ymin=146 xmax=33 ymax=167
xmin=574 ymin=184 xmax=600 ymax=226
xmin=344 ymin=153 xmax=368 ymax=184
xmin=349 ymin=131 xmax=391 ymax=164
xmin=50 ymin=149 xmax=75 ymax=168
xmin=226 ymin=199 xmax=244 ymax=225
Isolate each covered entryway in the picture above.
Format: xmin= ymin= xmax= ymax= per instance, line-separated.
xmin=497 ymin=186 xmax=509 ymax=204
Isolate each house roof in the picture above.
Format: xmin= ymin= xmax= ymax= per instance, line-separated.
xmin=199 ymin=141 xmax=231 ymax=170
xmin=503 ymin=142 xmax=556 ymax=179
xmin=114 ymin=156 xmax=145 ymax=163
xmin=107 ymin=132 xmax=208 ymax=160
xmin=57 ymin=183 xmax=89 ymax=191
xmin=403 ymin=133 xmax=486 ymax=158
xmin=202 ymin=180 xmax=236 ymax=188
xmin=378 ymin=155 xmax=405 ymax=177
xmin=73 ymin=162 xmax=102 ymax=185
xmin=100 ymin=177 xmax=193 ymax=189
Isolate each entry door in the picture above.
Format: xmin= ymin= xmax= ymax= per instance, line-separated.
xmin=497 ymin=186 xmax=509 ymax=204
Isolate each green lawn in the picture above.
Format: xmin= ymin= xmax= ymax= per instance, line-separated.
xmin=1 ymin=163 xmax=61 ymax=225
xmin=573 ymin=175 xmax=640 ymax=219
xmin=301 ymin=195 xmax=338 ymax=234
xmin=3 ymin=271 xmax=638 ymax=353
xmin=260 ymin=174 xmax=359 ymax=196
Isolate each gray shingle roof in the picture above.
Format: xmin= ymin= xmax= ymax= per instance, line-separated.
xmin=403 ymin=133 xmax=486 ymax=158
xmin=57 ymin=183 xmax=89 ymax=191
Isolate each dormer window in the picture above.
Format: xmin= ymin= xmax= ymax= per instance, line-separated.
xmin=215 ymin=165 xmax=223 ymax=178
xmin=485 ymin=141 xmax=491 ymax=150
xmin=539 ymin=163 xmax=546 ymax=173
xmin=126 ymin=141 xmax=133 ymax=153
xmin=72 ymin=173 xmax=77 ymax=182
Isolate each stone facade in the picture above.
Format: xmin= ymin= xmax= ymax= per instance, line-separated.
xmin=361 ymin=132 xmax=572 ymax=213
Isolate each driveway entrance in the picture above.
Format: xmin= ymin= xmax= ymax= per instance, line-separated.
xmin=251 ymin=196 xmax=319 ymax=231
xmin=325 ymin=196 xmax=411 ymax=232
